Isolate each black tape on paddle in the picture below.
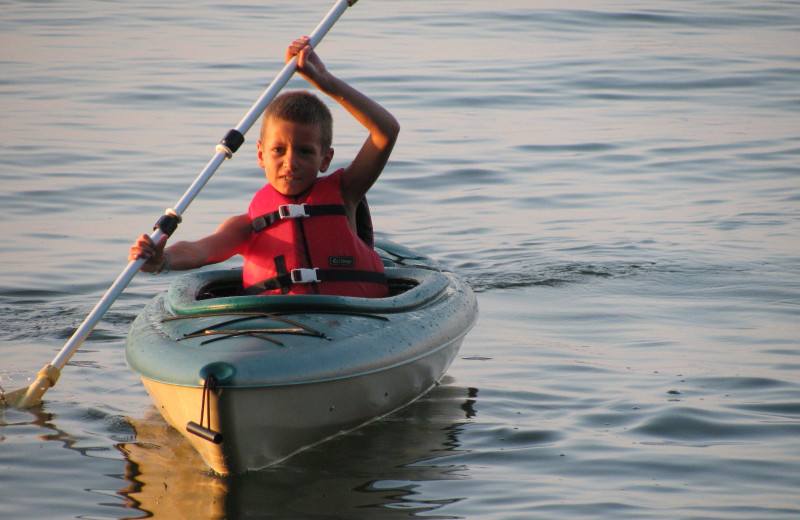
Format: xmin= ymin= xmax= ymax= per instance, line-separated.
xmin=154 ymin=214 xmax=181 ymax=237
xmin=220 ymin=129 xmax=245 ymax=154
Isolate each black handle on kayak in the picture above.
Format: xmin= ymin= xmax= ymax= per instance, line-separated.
xmin=187 ymin=421 xmax=223 ymax=444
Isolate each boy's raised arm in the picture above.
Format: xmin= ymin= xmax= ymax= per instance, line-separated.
xmin=288 ymin=37 xmax=400 ymax=210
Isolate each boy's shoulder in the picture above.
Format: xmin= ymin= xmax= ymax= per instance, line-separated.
xmin=319 ymin=167 xmax=345 ymax=185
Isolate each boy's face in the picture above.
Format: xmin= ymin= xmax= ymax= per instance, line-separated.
xmin=257 ymin=118 xmax=333 ymax=197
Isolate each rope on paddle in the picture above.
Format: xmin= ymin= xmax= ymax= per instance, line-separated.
xmin=186 ymin=373 xmax=223 ymax=444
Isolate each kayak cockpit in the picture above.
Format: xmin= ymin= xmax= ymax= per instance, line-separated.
xmin=167 ymin=267 xmax=451 ymax=317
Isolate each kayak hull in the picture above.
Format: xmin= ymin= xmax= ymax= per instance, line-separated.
xmin=140 ymin=332 xmax=461 ymax=473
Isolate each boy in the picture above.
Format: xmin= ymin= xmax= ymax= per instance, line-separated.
xmin=129 ymin=37 xmax=399 ymax=298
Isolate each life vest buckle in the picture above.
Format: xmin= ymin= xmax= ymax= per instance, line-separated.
xmin=290 ymin=268 xmax=320 ymax=284
xmin=278 ymin=204 xmax=309 ymax=219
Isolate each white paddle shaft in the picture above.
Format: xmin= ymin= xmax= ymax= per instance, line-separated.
xmin=23 ymin=0 xmax=358 ymax=405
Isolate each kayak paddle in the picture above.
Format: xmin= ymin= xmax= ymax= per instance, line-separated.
xmin=1 ymin=0 xmax=359 ymax=409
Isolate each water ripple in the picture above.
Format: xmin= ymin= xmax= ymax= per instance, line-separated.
xmin=631 ymin=406 xmax=800 ymax=442
xmin=466 ymin=261 xmax=658 ymax=293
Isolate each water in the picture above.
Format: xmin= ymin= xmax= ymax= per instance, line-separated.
xmin=1 ymin=0 xmax=799 ymax=518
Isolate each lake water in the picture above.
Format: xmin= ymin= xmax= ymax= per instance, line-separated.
xmin=2 ymin=0 xmax=799 ymax=518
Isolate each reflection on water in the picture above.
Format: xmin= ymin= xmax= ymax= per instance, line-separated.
xmin=118 ymin=381 xmax=476 ymax=519
xmin=0 ymin=401 xmax=136 ymax=520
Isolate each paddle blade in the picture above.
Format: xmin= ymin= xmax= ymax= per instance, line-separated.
xmin=0 ymin=364 xmax=60 ymax=409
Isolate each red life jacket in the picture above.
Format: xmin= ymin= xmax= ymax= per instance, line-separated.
xmin=243 ymin=169 xmax=389 ymax=298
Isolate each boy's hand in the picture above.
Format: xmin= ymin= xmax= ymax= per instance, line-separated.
xmin=287 ymin=37 xmax=329 ymax=85
xmin=129 ymin=234 xmax=168 ymax=273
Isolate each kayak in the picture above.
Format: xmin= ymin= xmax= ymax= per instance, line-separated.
xmin=125 ymin=237 xmax=478 ymax=474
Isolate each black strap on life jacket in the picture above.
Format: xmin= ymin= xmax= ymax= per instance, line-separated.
xmin=251 ymin=199 xmax=375 ymax=247
xmin=251 ymin=204 xmax=347 ymax=233
xmin=243 ymin=268 xmax=388 ymax=296
xmin=273 ymin=255 xmax=290 ymax=295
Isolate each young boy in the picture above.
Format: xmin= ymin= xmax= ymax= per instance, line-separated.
xmin=129 ymin=37 xmax=399 ymax=298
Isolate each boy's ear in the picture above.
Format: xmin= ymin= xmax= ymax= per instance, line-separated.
xmin=319 ymin=147 xmax=334 ymax=173
xmin=256 ymin=140 xmax=266 ymax=169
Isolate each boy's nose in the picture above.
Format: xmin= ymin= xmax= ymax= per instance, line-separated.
xmin=284 ymin=150 xmax=297 ymax=171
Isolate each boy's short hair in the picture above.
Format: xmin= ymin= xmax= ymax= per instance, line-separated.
xmin=262 ymin=90 xmax=333 ymax=150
